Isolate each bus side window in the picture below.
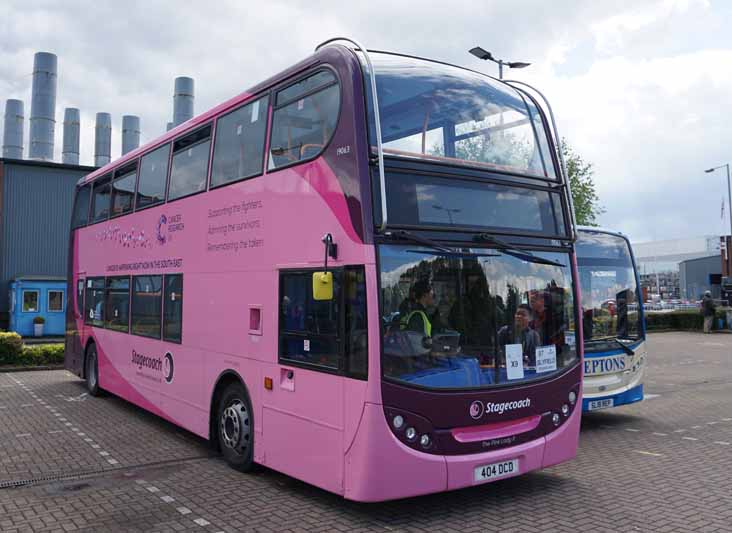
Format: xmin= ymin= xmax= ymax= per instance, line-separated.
xmin=168 ymin=125 xmax=212 ymax=201
xmin=71 ymin=185 xmax=92 ymax=228
xmin=84 ymin=278 xmax=105 ymax=327
xmin=269 ymin=70 xmax=340 ymax=169
xmin=105 ymin=277 xmax=130 ymax=333
xmin=111 ymin=162 xmax=138 ymax=218
xmin=136 ymin=144 xmax=170 ymax=210
xmin=163 ymin=274 xmax=183 ymax=343
xmin=210 ymin=95 xmax=269 ymax=188
xmin=131 ymin=275 xmax=162 ymax=339
xmin=344 ymin=267 xmax=368 ymax=380
xmin=91 ymin=175 xmax=113 ymax=223
xmin=279 ymin=270 xmax=340 ymax=370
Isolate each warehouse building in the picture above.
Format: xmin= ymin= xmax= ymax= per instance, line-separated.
xmin=0 ymin=158 xmax=94 ymax=328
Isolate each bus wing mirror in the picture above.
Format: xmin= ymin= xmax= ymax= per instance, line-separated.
xmin=313 ymin=271 xmax=334 ymax=301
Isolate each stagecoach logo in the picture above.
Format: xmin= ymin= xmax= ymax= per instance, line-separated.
xmin=163 ymin=352 xmax=174 ymax=383
xmin=131 ymin=349 xmax=175 ymax=384
xmin=469 ymin=398 xmax=531 ymax=419
xmin=470 ymin=400 xmax=485 ymax=419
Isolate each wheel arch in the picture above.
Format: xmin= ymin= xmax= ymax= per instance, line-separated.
xmin=82 ymin=337 xmax=97 ymax=379
xmin=209 ymin=369 xmax=252 ymax=447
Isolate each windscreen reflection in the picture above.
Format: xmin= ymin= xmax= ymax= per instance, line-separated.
xmin=379 ymin=244 xmax=577 ymax=390
xmin=360 ymin=53 xmax=557 ymax=179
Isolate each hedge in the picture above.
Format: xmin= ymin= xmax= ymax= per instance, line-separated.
xmin=645 ymin=308 xmax=732 ymax=332
xmin=0 ymin=332 xmax=64 ymax=366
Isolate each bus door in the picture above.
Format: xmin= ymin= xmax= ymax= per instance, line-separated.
xmin=264 ymin=267 xmax=367 ymax=494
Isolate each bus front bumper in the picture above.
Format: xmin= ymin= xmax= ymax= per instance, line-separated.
xmin=582 ymin=383 xmax=644 ymax=412
xmin=343 ymin=401 xmax=580 ymax=502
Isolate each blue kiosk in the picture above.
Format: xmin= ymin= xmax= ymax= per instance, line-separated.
xmin=9 ymin=276 xmax=67 ymax=337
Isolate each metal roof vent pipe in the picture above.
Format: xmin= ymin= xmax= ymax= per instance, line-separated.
xmin=121 ymin=115 xmax=140 ymax=155
xmin=173 ymin=76 xmax=194 ymax=127
xmin=29 ymin=51 xmax=58 ymax=161
xmin=62 ymin=108 xmax=80 ymax=165
xmin=2 ymin=99 xmax=24 ymax=159
xmin=94 ymin=112 xmax=112 ymax=167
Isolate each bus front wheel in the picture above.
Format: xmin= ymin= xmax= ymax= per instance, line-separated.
xmin=85 ymin=344 xmax=101 ymax=397
xmin=217 ymin=382 xmax=254 ymax=472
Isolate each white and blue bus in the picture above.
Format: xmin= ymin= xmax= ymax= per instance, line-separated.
xmin=576 ymin=227 xmax=646 ymax=412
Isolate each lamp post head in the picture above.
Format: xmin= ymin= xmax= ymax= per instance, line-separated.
xmin=469 ymin=47 xmax=493 ymax=61
xmin=705 ymin=168 xmax=715 ymax=173
xmin=507 ymin=61 xmax=531 ymax=69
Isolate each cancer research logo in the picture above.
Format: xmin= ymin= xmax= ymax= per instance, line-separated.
xmin=470 ymin=400 xmax=485 ymax=420
xmin=163 ymin=352 xmax=174 ymax=384
xmin=157 ymin=214 xmax=168 ymax=245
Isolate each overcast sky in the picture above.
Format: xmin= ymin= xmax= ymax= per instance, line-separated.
xmin=1 ymin=0 xmax=730 ymax=243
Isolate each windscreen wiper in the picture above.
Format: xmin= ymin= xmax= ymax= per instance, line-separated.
xmin=387 ymin=230 xmax=456 ymax=254
xmin=473 ymin=233 xmax=565 ymax=267
xmin=613 ymin=338 xmax=635 ymax=356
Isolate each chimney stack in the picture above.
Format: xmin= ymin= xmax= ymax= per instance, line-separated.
xmin=173 ymin=76 xmax=194 ymax=127
xmin=29 ymin=52 xmax=58 ymax=160
xmin=62 ymin=108 xmax=80 ymax=165
xmin=2 ymin=99 xmax=24 ymax=159
xmin=121 ymin=115 xmax=140 ymax=155
xmin=94 ymin=112 xmax=112 ymax=167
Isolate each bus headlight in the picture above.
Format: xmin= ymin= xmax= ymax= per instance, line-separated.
xmin=561 ymin=404 xmax=570 ymax=416
xmin=405 ymin=427 xmax=417 ymax=442
xmin=568 ymin=391 xmax=577 ymax=405
xmin=392 ymin=415 xmax=404 ymax=430
xmin=552 ymin=413 xmax=561 ymax=426
xmin=419 ymin=434 xmax=431 ymax=448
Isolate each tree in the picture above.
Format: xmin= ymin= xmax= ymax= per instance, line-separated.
xmin=562 ymin=139 xmax=604 ymax=226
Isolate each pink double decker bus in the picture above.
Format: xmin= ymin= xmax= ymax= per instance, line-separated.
xmin=65 ymin=38 xmax=583 ymax=501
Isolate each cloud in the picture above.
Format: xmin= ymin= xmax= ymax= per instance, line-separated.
xmin=1 ymin=0 xmax=730 ymax=242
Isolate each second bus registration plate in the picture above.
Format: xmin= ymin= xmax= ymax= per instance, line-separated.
xmin=474 ymin=459 xmax=519 ymax=483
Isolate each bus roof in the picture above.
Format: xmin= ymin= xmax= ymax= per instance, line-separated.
xmin=577 ymin=226 xmax=629 ymax=240
xmin=78 ymin=42 xmax=546 ymax=187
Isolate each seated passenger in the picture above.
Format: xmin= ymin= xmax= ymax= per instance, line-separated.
xmin=498 ymin=304 xmax=540 ymax=366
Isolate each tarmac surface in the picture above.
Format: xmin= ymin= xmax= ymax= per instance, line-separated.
xmin=1 ymin=331 xmax=731 ymax=532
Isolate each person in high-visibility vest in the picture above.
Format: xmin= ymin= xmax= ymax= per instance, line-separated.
xmin=400 ymin=280 xmax=435 ymax=337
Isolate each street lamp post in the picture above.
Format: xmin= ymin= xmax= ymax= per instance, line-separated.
xmin=432 ymin=204 xmax=461 ymax=225
xmin=468 ymin=46 xmax=530 ymax=79
xmin=704 ymin=163 xmax=732 ymax=240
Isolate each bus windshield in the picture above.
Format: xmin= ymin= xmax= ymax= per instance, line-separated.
xmin=361 ymin=52 xmax=557 ymax=179
xmin=379 ymin=244 xmax=577 ymax=390
xmin=576 ymin=230 xmax=642 ymax=351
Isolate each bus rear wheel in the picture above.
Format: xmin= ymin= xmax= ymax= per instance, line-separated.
xmin=217 ymin=382 xmax=254 ymax=472
xmin=85 ymin=344 xmax=101 ymax=397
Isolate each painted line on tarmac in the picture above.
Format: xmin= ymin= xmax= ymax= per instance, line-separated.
xmin=634 ymin=450 xmax=664 ymax=457
xmin=8 ymin=375 xmax=123 ymax=468
xmin=135 ymin=478 xmax=223 ymax=532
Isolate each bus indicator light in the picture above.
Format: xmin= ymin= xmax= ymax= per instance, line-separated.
xmin=264 ymin=377 xmax=273 ymax=390
xmin=405 ymin=427 xmax=417 ymax=442
xmin=561 ymin=404 xmax=569 ymax=416
xmin=552 ymin=413 xmax=561 ymax=426
xmin=568 ymin=391 xmax=577 ymax=405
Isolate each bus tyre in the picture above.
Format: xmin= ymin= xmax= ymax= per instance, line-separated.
xmin=217 ymin=382 xmax=254 ymax=472
xmin=85 ymin=344 xmax=102 ymax=397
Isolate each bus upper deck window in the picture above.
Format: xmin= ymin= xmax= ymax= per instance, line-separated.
xmin=269 ymin=71 xmax=340 ymax=169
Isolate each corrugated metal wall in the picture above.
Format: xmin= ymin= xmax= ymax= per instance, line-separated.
xmin=679 ymin=255 xmax=721 ymax=300
xmin=1 ymin=161 xmax=90 ymax=313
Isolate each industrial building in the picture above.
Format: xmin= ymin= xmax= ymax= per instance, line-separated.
xmin=0 ymin=158 xmax=93 ymax=329
xmin=679 ymin=255 xmax=722 ymax=301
